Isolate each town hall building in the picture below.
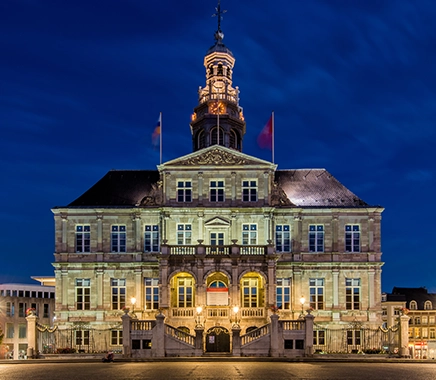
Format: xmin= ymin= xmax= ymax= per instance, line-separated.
xmin=50 ymin=5 xmax=384 ymax=356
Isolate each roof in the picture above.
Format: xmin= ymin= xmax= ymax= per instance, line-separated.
xmin=391 ymin=287 xmax=436 ymax=309
xmin=59 ymin=166 xmax=374 ymax=209
xmin=66 ymin=170 xmax=160 ymax=207
xmin=275 ymin=169 xmax=371 ymax=208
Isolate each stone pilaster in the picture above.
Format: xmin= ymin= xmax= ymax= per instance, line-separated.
xmin=26 ymin=314 xmax=38 ymax=359
xmin=399 ymin=314 xmax=411 ymax=358
xmin=121 ymin=313 xmax=131 ymax=358
xmin=152 ymin=313 xmax=166 ymax=357
xmin=304 ymin=313 xmax=315 ymax=357
xmin=269 ymin=313 xmax=280 ymax=357
xmin=231 ymin=326 xmax=241 ymax=356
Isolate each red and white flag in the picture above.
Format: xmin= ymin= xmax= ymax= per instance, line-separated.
xmin=257 ymin=115 xmax=273 ymax=150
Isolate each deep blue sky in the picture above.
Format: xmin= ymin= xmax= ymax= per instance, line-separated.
xmin=1 ymin=0 xmax=435 ymax=293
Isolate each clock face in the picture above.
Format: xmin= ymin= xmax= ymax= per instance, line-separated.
xmin=209 ymin=101 xmax=226 ymax=115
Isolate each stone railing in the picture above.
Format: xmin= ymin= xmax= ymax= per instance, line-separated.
xmin=165 ymin=325 xmax=195 ymax=346
xmin=241 ymin=324 xmax=270 ymax=345
xmin=241 ymin=308 xmax=264 ymax=318
xmin=281 ymin=320 xmax=305 ymax=331
xmin=165 ymin=244 xmax=268 ymax=256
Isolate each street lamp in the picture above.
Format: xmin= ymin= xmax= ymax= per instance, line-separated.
xmin=195 ymin=306 xmax=204 ymax=328
xmin=231 ymin=306 xmax=240 ymax=328
xmin=300 ymin=296 xmax=305 ymax=319
xmin=131 ymin=297 xmax=137 ymax=318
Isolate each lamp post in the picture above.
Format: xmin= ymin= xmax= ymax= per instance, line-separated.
xmin=130 ymin=297 xmax=137 ymax=318
xmin=231 ymin=306 xmax=240 ymax=328
xmin=195 ymin=306 xmax=204 ymax=328
xmin=300 ymin=296 xmax=305 ymax=319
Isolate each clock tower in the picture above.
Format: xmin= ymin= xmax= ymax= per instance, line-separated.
xmin=190 ymin=1 xmax=246 ymax=152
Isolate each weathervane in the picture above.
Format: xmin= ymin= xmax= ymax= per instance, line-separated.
xmin=212 ymin=0 xmax=227 ymax=41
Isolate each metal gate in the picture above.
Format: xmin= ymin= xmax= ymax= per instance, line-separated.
xmin=205 ymin=326 xmax=230 ymax=352
xmin=313 ymin=322 xmax=399 ymax=354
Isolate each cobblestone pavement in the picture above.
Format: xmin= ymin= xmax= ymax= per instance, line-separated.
xmin=0 ymin=361 xmax=436 ymax=380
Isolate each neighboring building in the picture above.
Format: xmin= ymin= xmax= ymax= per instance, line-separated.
xmin=51 ymin=8 xmax=384 ymax=355
xmin=388 ymin=287 xmax=436 ymax=359
xmin=0 ymin=280 xmax=55 ymax=359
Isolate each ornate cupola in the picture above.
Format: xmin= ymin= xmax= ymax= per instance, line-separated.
xmin=190 ymin=1 xmax=246 ymax=152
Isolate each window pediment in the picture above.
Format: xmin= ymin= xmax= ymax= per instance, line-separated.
xmin=204 ymin=216 xmax=230 ymax=227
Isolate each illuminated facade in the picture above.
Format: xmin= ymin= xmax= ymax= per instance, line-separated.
xmin=386 ymin=287 xmax=436 ymax=359
xmin=51 ymin=8 xmax=384 ymax=354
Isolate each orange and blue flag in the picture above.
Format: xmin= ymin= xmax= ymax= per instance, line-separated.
xmin=152 ymin=115 xmax=161 ymax=147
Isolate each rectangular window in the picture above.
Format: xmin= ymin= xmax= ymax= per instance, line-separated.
xmin=177 ymin=181 xmax=192 ymax=202
xmin=18 ymin=324 xmax=27 ymax=339
xmin=347 ymin=330 xmax=361 ymax=346
xmin=313 ymin=330 xmax=325 ymax=345
xmin=6 ymin=323 xmax=14 ymax=339
xmin=275 ymin=225 xmax=291 ymax=252
xmin=423 ymin=328 xmax=428 ymax=338
xmin=422 ymin=316 xmax=428 ymax=324
xmin=210 ymin=180 xmax=225 ymax=202
xmin=76 ymin=279 xmax=91 ymax=310
xmin=242 ymin=278 xmax=258 ymax=308
xmin=345 ymin=225 xmax=360 ymax=252
xmin=76 ymin=225 xmax=91 ymax=253
xmin=111 ymin=225 xmax=126 ymax=252
xmin=111 ymin=279 xmax=126 ymax=310
xmin=111 ymin=330 xmax=123 ymax=346
xmin=430 ymin=328 xmax=435 ymax=339
xmin=6 ymin=302 xmax=14 ymax=317
xmin=145 ymin=278 xmax=159 ymax=310
xmin=309 ymin=225 xmax=324 ymax=252
xmin=144 ymin=225 xmax=159 ymax=252
xmin=242 ymin=180 xmax=257 ymax=202
xmin=345 ymin=279 xmax=361 ymax=310
xmin=430 ymin=316 xmax=435 ymax=324
xmin=177 ymin=278 xmax=193 ymax=308
xmin=309 ymin=278 xmax=325 ymax=310
xmin=19 ymin=302 xmax=27 ymax=318
xmin=177 ymin=224 xmax=192 ymax=245
xmin=75 ymin=330 xmax=90 ymax=346
xmin=242 ymin=224 xmax=257 ymax=245
xmin=276 ymin=278 xmax=291 ymax=309
xmin=43 ymin=304 xmax=49 ymax=318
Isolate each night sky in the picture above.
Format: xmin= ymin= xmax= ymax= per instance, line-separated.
xmin=1 ymin=0 xmax=435 ymax=293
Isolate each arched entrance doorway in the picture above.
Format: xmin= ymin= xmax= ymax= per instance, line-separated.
xmin=205 ymin=326 xmax=230 ymax=353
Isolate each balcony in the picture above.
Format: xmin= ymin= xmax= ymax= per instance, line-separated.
xmin=164 ymin=244 xmax=270 ymax=257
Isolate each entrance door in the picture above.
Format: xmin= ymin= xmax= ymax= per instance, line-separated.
xmin=205 ymin=327 xmax=230 ymax=352
xmin=210 ymin=232 xmax=225 ymax=253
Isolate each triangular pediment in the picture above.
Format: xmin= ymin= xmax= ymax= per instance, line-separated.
xmin=159 ymin=145 xmax=276 ymax=170
xmin=204 ymin=216 xmax=231 ymax=227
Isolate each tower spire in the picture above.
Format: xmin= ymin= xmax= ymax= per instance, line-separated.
xmin=212 ymin=0 xmax=227 ymax=42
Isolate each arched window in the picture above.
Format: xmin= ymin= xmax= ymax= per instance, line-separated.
xmin=210 ymin=127 xmax=224 ymax=146
xmin=424 ymin=300 xmax=432 ymax=310
xmin=197 ymin=130 xmax=206 ymax=149
xmin=409 ymin=300 xmax=418 ymax=310
xmin=217 ymin=63 xmax=223 ymax=75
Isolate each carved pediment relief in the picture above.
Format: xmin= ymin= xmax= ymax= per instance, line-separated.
xmin=204 ymin=216 xmax=231 ymax=227
xmin=163 ymin=146 xmax=273 ymax=168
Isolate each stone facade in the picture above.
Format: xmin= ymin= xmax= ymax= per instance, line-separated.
xmin=50 ymin=11 xmax=384 ymax=356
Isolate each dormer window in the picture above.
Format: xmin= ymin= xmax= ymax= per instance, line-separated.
xmin=410 ymin=300 xmax=418 ymax=310
xmin=424 ymin=300 xmax=432 ymax=310
xmin=177 ymin=181 xmax=192 ymax=202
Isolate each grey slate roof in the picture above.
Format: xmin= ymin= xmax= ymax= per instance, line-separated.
xmin=275 ymin=169 xmax=369 ymax=208
xmin=67 ymin=170 xmax=159 ymax=207
xmin=391 ymin=287 xmax=436 ymax=310
xmin=64 ymin=168 xmax=371 ymax=208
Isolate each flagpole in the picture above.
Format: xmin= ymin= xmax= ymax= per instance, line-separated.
xmin=217 ymin=98 xmax=220 ymax=145
xmin=272 ymin=111 xmax=275 ymax=163
xmin=159 ymin=112 xmax=163 ymax=165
